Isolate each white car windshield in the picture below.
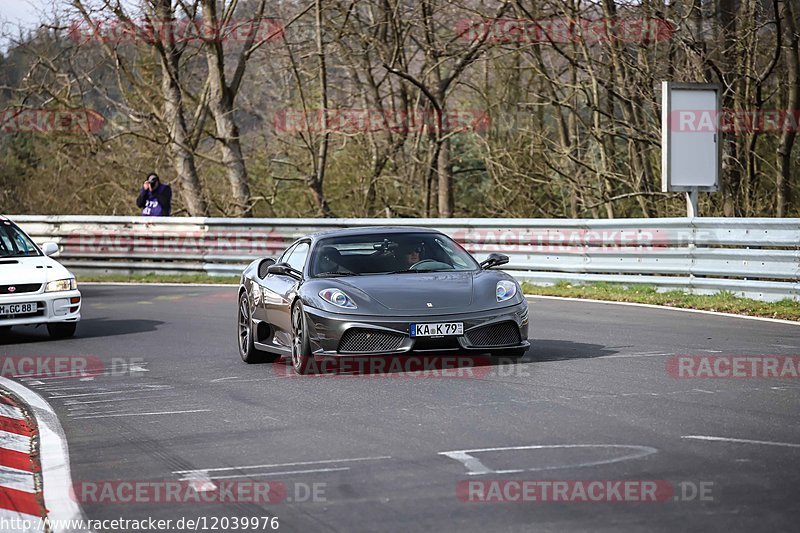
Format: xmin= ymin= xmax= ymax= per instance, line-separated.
xmin=309 ymin=232 xmax=479 ymax=277
xmin=0 ymin=222 xmax=41 ymax=258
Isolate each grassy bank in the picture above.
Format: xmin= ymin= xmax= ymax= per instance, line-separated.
xmin=522 ymin=281 xmax=800 ymax=321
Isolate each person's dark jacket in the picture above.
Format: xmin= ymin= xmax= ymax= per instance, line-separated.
xmin=136 ymin=183 xmax=172 ymax=216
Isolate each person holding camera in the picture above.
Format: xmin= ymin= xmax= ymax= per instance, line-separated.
xmin=136 ymin=173 xmax=172 ymax=216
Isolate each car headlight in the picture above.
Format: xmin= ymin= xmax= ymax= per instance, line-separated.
xmin=496 ymin=280 xmax=517 ymax=302
xmin=319 ymin=288 xmax=357 ymax=309
xmin=45 ymin=278 xmax=77 ymax=292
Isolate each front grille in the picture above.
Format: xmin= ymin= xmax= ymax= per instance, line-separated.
xmin=0 ymin=284 xmax=41 ymax=295
xmin=338 ymin=328 xmax=405 ymax=353
xmin=465 ymin=321 xmax=521 ymax=347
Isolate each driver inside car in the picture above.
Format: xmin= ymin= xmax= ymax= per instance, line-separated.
xmin=317 ymin=246 xmax=346 ymax=274
xmin=397 ymin=242 xmax=424 ymax=268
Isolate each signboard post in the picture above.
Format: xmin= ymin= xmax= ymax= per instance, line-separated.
xmin=661 ymin=82 xmax=721 ymax=218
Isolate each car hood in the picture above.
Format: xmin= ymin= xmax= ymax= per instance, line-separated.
xmin=303 ymin=270 xmax=523 ymax=316
xmin=0 ymin=255 xmax=72 ymax=286
xmin=338 ymin=271 xmax=475 ymax=311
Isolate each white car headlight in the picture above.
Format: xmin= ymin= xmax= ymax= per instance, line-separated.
xmin=45 ymin=278 xmax=77 ymax=292
xmin=319 ymin=288 xmax=357 ymax=309
xmin=496 ymin=280 xmax=517 ymax=302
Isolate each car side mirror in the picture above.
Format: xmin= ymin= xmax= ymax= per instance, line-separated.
xmin=480 ymin=253 xmax=509 ymax=269
xmin=267 ymin=262 xmax=302 ymax=279
xmin=41 ymin=242 xmax=59 ymax=256
xmin=257 ymin=257 xmax=276 ymax=278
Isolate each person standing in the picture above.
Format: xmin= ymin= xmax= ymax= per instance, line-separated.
xmin=136 ymin=173 xmax=172 ymax=216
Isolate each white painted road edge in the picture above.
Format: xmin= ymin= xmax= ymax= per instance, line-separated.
xmin=439 ymin=444 xmax=658 ymax=476
xmin=0 ymin=377 xmax=91 ymax=533
xmin=81 ymin=282 xmax=800 ymax=326
xmin=682 ymin=435 xmax=800 ymax=448
xmin=527 ymin=294 xmax=800 ymax=327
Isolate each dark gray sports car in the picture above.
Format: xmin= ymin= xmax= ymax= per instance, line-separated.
xmin=237 ymin=227 xmax=529 ymax=374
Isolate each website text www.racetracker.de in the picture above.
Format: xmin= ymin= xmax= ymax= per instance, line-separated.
xmin=0 ymin=515 xmax=280 ymax=531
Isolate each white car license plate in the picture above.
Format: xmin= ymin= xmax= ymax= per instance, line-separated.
xmin=410 ymin=322 xmax=463 ymax=337
xmin=0 ymin=303 xmax=37 ymax=316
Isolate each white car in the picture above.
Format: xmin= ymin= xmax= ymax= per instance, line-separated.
xmin=0 ymin=215 xmax=81 ymax=338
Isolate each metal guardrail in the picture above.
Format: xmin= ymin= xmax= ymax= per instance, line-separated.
xmin=12 ymin=215 xmax=800 ymax=302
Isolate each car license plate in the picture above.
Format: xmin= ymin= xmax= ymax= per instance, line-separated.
xmin=410 ymin=322 xmax=463 ymax=337
xmin=0 ymin=303 xmax=37 ymax=316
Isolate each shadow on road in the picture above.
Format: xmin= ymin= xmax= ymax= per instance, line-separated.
xmin=528 ymin=339 xmax=619 ymax=361
xmin=0 ymin=318 xmax=164 ymax=345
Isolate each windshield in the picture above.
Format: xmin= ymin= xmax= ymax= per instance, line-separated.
xmin=309 ymin=232 xmax=479 ymax=277
xmin=0 ymin=221 xmax=41 ymax=258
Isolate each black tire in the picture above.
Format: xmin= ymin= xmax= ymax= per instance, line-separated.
xmin=238 ymin=291 xmax=279 ymax=364
xmin=47 ymin=322 xmax=76 ymax=339
xmin=290 ymin=301 xmax=314 ymax=375
xmin=0 ymin=326 xmax=11 ymax=334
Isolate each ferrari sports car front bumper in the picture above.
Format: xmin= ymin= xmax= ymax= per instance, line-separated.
xmin=303 ymin=302 xmax=529 ymax=357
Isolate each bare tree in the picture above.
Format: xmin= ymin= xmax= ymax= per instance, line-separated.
xmin=199 ymin=0 xmax=282 ymax=217
xmin=383 ymin=0 xmax=511 ymax=217
xmin=2 ymin=0 xmax=798 ymax=218
xmin=151 ymin=0 xmax=209 ymax=215
xmin=776 ymin=0 xmax=799 ymax=216
xmin=310 ymin=0 xmax=334 ymax=217
xmin=63 ymin=0 xmax=210 ymax=215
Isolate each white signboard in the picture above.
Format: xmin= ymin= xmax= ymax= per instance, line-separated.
xmin=661 ymin=82 xmax=721 ymax=192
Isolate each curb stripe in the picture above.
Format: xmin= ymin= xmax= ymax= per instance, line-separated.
xmin=0 ymin=486 xmax=44 ymax=516
xmin=0 ymin=416 xmax=34 ymax=437
xmin=0 ymin=464 xmax=36 ymax=492
xmin=0 ymin=377 xmax=92 ymax=533
xmin=0 ymin=404 xmax=24 ymax=421
xmin=0 ymin=450 xmax=35 ymax=473
xmin=0 ymin=429 xmax=30 ymax=453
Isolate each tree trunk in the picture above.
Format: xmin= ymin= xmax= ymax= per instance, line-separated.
xmin=201 ymin=0 xmax=252 ymax=217
xmin=208 ymin=88 xmax=252 ymax=217
xmin=437 ymin=136 xmax=453 ymax=217
xmin=162 ymin=76 xmax=207 ymax=216
xmin=313 ymin=0 xmax=334 ymax=218
xmin=777 ymin=0 xmax=799 ymax=217
xmin=601 ymin=0 xmax=654 ymax=217
xmin=719 ymin=0 xmax=742 ymax=217
xmin=208 ymin=87 xmax=252 ymax=217
xmin=157 ymin=0 xmax=207 ymax=216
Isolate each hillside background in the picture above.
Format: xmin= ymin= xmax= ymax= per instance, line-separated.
xmin=1 ymin=0 xmax=798 ymax=218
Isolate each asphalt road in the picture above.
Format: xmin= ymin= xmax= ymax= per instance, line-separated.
xmin=2 ymin=284 xmax=800 ymax=532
